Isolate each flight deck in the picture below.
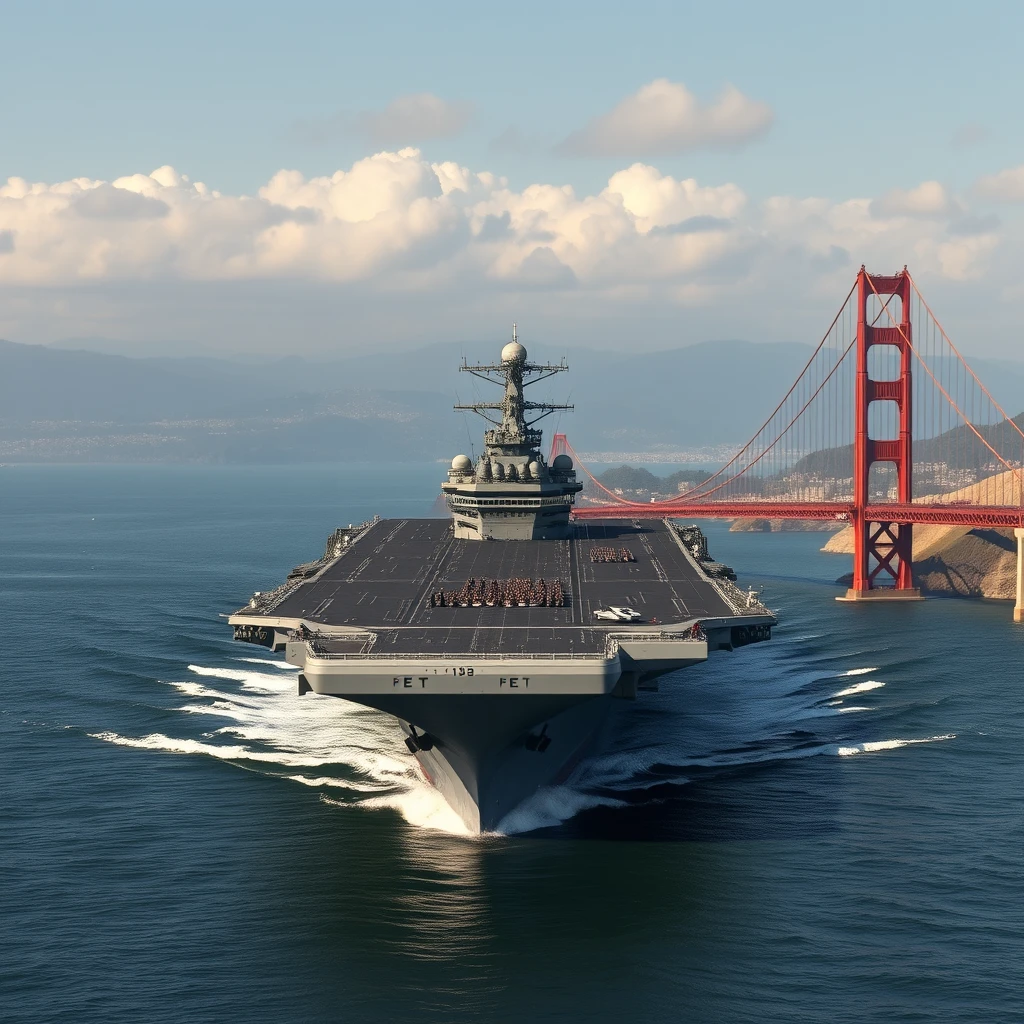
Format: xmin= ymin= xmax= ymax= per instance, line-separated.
xmin=243 ymin=517 xmax=754 ymax=657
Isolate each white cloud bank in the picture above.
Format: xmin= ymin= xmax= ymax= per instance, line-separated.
xmin=557 ymin=79 xmax=773 ymax=157
xmin=0 ymin=152 xmax=995 ymax=286
xmin=975 ymin=164 xmax=1024 ymax=202
xmin=870 ymin=180 xmax=959 ymax=219
xmin=0 ymin=152 xmax=1011 ymax=352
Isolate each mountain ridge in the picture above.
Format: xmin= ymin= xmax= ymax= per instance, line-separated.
xmin=3 ymin=337 xmax=1023 ymax=463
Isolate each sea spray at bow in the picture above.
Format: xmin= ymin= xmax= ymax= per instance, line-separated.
xmin=88 ymin=641 xmax=955 ymax=836
xmin=90 ymin=657 xmax=470 ymax=835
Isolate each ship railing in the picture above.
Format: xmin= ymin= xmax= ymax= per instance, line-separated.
xmin=606 ymin=631 xmax=705 ymax=643
xmin=604 ymin=632 xmax=707 ymax=655
xmin=447 ymin=494 xmax=572 ymax=509
xmin=709 ymin=577 xmax=773 ymax=618
xmin=304 ymin=646 xmax=611 ymax=662
xmin=305 ymin=632 xmax=707 ymax=662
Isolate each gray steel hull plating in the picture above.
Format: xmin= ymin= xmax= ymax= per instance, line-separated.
xmin=368 ymin=693 xmax=613 ymax=832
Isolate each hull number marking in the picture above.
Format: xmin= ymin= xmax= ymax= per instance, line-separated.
xmin=391 ymin=672 xmax=530 ymax=689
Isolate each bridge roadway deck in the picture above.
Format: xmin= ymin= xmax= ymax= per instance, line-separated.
xmin=260 ymin=518 xmax=738 ymax=656
xmin=573 ymin=502 xmax=1024 ymax=529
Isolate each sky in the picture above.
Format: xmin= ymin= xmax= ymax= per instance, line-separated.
xmin=2 ymin=0 xmax=1024 ymax=358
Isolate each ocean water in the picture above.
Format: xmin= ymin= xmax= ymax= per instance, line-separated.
xmin=2 ymin=464 xmax=1023 ymax=1023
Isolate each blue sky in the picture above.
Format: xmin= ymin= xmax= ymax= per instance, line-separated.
xmin=4 ymin=0 xmax=1021 ymax=198
xmin=1 ymin=1 xmax=1023 ymax=356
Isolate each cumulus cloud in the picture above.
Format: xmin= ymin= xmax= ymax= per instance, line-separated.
xmin=649 ymin=216 xmax=733 ymax=236
xmin=975 ymin=165 xmax=1024 ymax=202
xmin=515 ymin=247 xmax=577 ymax=289
xmin=0 ymin=152 xmax=1008 ymax=349
xmin=870 ymin=181 xmax=959 ymax=219
xmin=947 ymin=212 xmax=1000 ymax=236
xmin=70 ymin=183 xmax=170 ymax=220
xmin=605 ymin=163 xmax=746 ymax=230
xmin=557 ymin=79 xmax=773 ymax=157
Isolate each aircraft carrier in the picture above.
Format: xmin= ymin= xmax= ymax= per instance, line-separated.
xmin=228 ymin=332 xmax=775 ymax=833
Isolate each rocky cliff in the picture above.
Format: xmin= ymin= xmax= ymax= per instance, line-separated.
xmin=822 ymin=470 xmax=1022 ymax=599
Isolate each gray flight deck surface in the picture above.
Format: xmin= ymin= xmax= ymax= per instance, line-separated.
xmin=268 ymin=517 xmax=735 ymax=655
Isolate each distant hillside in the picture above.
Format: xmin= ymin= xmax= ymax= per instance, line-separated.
xmin=793 ymin=413 xmax=1024 ymax=493
xmin=592 ymin=465 xmax=711 ymax=497
xmin=3 ymin=336 xmax=1024 ymax=464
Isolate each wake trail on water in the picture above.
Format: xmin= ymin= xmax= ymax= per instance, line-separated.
xmin=90 ymin=659 xmax=471 ymax=836
xmin=493 ymin=652 xmax=955 ymax=834
xmin=89 ymin=649 xmax=955 ymax=838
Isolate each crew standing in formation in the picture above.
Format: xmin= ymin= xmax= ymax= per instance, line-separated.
xmin=589 ymin=546 xmax=635 ymax=563
xmin=429 ymin=577 xmax=567 ymax=608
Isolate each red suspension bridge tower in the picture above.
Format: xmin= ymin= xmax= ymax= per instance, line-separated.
xmin=842 ymin=267 xmax=921 ymax=601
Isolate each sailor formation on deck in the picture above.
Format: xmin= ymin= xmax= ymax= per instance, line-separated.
xmin=429 ymin=576 xmax=567 ymax=608
xmin=589 ymin=546 xmax=636 ymax=563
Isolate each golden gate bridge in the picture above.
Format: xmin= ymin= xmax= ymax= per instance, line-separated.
xmin=552 ymin=267 xmax=1024 ymax=620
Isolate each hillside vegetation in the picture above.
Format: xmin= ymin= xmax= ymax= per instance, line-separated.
xmin=593 ymin=465 xmax=711 ymax=496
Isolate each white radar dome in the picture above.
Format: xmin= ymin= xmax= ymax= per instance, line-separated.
xmin=552 ymin=454 xmax=573 ymax=472
xmin=451 ymin=454 xmax=473 ymax=471
xmin=501 ymin=341 xmax=527 ymax=363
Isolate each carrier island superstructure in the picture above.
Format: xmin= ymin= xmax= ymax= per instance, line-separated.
xmin=228 ymin=332 xmax=775 ymax=833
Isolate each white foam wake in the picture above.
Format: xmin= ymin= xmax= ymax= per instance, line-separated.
xmin=321 ymin=789 xmax=472 ymax=836
xmin=833 ymin=680 xmax=885 ymax=698
xmin=186 ymin=664 xmax=290 ymax=693
xmin=236 ymin=657 xmax=296 ymax=669
xmin=836 ymin=734 xmax=955 ymax=756
xmin=89 ymin=653 xmax=957 ymax=837
xmin=89 ymin=730 xmax=343 ymax=767
xmin=91 ymin=658 xmax=479 ymax=837
xmin=287 ymin=773 xmax=394 ymax=792
xmin=494 ymin=786 xmax=627 ymax=835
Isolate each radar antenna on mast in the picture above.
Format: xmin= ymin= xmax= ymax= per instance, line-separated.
xmin=443 ymin=325 xmax=583 ymax=540
xmin=454 ymin=326 xmax=573 ymax=453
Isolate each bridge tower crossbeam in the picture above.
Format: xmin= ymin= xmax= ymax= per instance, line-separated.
xmin=840 ymin=267 xmax=922 ymax=602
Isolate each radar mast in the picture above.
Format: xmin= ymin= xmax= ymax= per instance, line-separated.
xmin=443 ymin=326 xmax=582 ymax=540
xmin=455 ymin=325 xmax=573 ymax=456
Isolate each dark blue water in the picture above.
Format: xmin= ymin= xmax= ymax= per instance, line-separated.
xmin=3 ymin=465 xmax=1023 ymax=1023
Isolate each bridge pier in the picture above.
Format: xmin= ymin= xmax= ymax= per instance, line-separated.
xmin=838 ymin=586 xmax=923 ymax=603
xmin=1016 ymin=528 xmax=1024 ymax=623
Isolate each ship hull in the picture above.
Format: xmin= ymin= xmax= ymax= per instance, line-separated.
xmin=390 ymin=693 xmax=612 ymax=832
xmin=296 ymin=656 xmax=623 ymax=834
